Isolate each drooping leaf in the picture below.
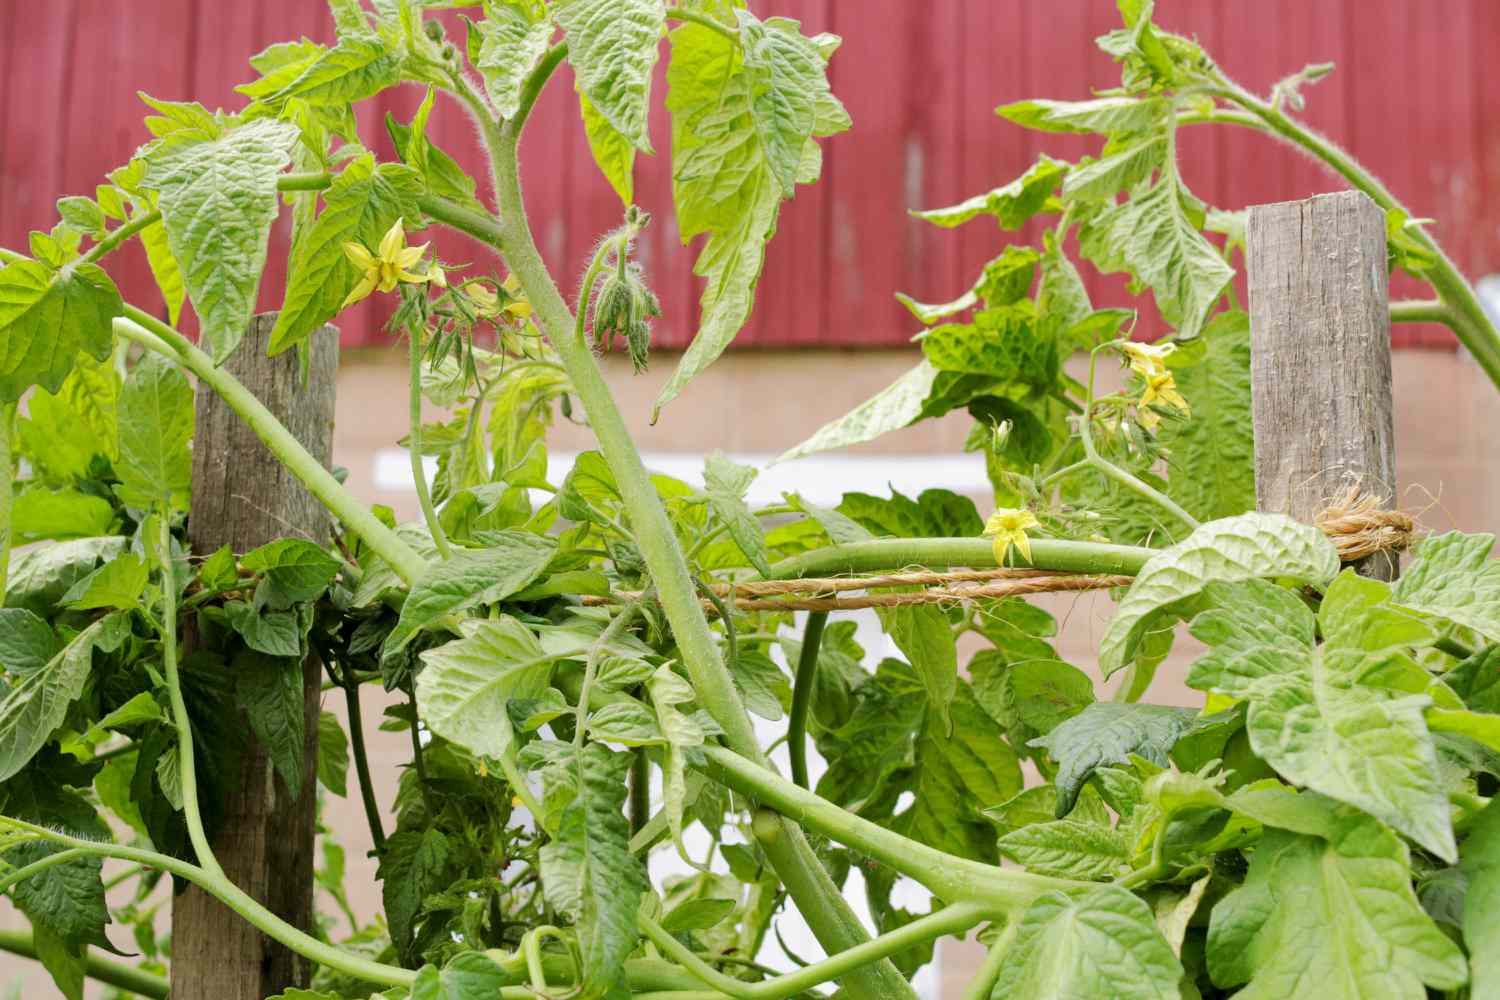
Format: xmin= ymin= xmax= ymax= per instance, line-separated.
xmin=1098 ymin=512 xmax=1340 ymax=675
xmin=911 ymin=155 xmax=1066 ymax=229
xmin=580 ymin=91 xmax=636 ymax=205
xmin=383 ymin=532 xmax=557 ymax=656
xmin=1161 ymin=311 xmax=1255 ymax=521
xmin=269 ymin=35 xmax=402 ymax=108
xmin=1392 ymin=531 xmax=1500 ymax=643
xmin=235 ymin=651 xmax=306 ymax=796
xmin=535 ymin=743 xmax=647 ymax=999
xmin=0 ymin=618 xmax=114 ymax=782
xmin=416 ymin=617 xmax=558 ymax=759
xmin=138 ymin=212 xmax=186 ymax=326
xmin=5 ymin=537 xmax=127 ymax=617
xmin=144 ymin=117 xmax=299 ymax=361
xmin=553 ymin=0 xmax=663 ymax=152
xmin=1030 ymin=701 xmax=1201 ymax=816
xmin=472 ymin=0 xmax=554 ymax=119
xmin=877 ymin=604 xmax=957 ymax=728
xmin=997 ymin=95 xmax=1168 ymax=134
xmin=0 ymin=257 xmax=122 ymax=403
xmin=377 ymin=826 xmax=451 ymax=963
xmin=992 ymin=886 xmax=1183 ymax=999
xmin=115 ymin=352 xmax=194 ymax=509
xmin=268 ymin=155 xmax=423 ymax=355
xmin=702 ymin=451 xmax=770 ymax=576
xmin=776 ymin=361 xmax=939 ymax=462
xmin=1462 ymin=798 xmax=1500 ymax=995
xmin=1206 ymin=811 xmax=1466 ymax=998
xmin=317 ymin=710 xmax=349 ymax=797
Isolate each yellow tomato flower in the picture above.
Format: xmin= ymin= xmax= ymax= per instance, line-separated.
xmin=501 ymin=273 xmax=533 ymax=320
xmin=466 ymin=281 xmax=502 ymax=319
xmin=984 ymin=508 xmax=1039 ymax=566
xmin=341 ymin=218 xmax=431 ymax=308
xmin=1137 ymin=370 xmax=1190 ymax=429
xmin=1120 ymin=340 xmax=1175 ymax=378
xmin=427 ymin=262 xmax=447 ymax=289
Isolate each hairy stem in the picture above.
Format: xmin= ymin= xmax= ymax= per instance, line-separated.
xmin=0 ymin=929 xmax=169 ymax=999
xmin=407 ymin=324 xmax=453 ymax=559
xmin=788 ymin=611 xmax=828 ymax=790
xmin=114 ymin=310 xmax=428 ymax=585
xmin=157 ymin=510 xmax=224 ymax=881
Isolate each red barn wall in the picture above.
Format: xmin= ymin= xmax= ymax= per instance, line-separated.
xmin=2 ymin=2 xmax=1496 ymax=352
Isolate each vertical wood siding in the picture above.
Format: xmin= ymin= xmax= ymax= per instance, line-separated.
xmin=2 ymin=2 xmax=1496 ymax=351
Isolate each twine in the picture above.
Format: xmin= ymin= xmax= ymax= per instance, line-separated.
xmin=577 ymin=487 xmax=1416 ymax=614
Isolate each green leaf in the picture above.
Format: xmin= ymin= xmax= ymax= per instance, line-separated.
xmin=197 ymin=544 xmax=238 ymax=592
xmin=895 ymin=287 xmax=977 ymax=325
xmin=1062 ymin=135 xmax=1166 ymax=202
xmin=317 ymin=710 xmax=349 ymax=797
xmin=1077 ymin=169 xmax=1232 ymax=339
xmin=0 ymin=610 xmax=61 ymax=676
xmin=31 ymin=922 xmax=86 ymax=1000
xmin=1206 ymin=812 xmax=1466 ymax=998
xmin=1462 ymin=798 xmax=1500 ymax=995
xmin=729 ymin=649 xmax=789 ymax=721
xmin=139 ymin=211 xmax=187 ymax=327
xmin=60 ymin=552 xmax=149 ymax=611
xmin=580 ymin=91 xmax=636 ymax=205
xmin=225 ymin=601 xmax=305 ymax=658
xmin=235 ymin=651 xmax=307 ymax=796
xmin=1392 ymin=531 xmax=1500 ymax=642
xmin=6 ymin=537 xmax=127 ymax=617
xmin=115 ymin=353 xmax=194 ymax=509
xmin=919 ymin=306 xmax=1057 ymax=388
xmin=585 ymin=702 xmax=663 ymax=745
xmin=993 ymin=886 xmax=1183 ymax=998
xmin=877 ymin=604 xmax=957 ymax=728
xmin=472 ymin=1 xmax=554 ymax=119
xmin=997 ymin=95 xmax=1168 ymax=134
xmin=702 ymin=451 xmax=771 ymax=575
xmin=0 ymin=618 xmax=114 ymax=782
xmin=11 ymin=487 xmax=115 ymax=544
xmin=144 ymin=118 xmax=299 ymax=361
xmin=911 ymin=155 xmax=1066 ymax=229
xmin=553 ymin=0 xmax=662 ymax=152
xmin=1030 ymin=701 xmax=1201 ymax=816
xmin=416 ymin=617 xmax=558 ymax=759
xmin=997 ymin=819 xmax=1131 ymax=880
xmin=270 ymin=35 xmax=402 ymax=107
xmin=1188 ymin=575 xmax=1457 ymax=861
xmin=383 ymin=532 xmax=557 ymax=656
xmin=648 ymin=663 xmax=706 ymax=858
xmin=1160 ymin=311 xmax=1255 ymax=521
xmin=654 ymin=15 xmax=848 ymax=417
xmin=377 ymin=826 xmax=450 ymax=962
xmin=1098 ymin=512 xmax=1340 ymax=675
xmin=775 ymin=361 xmax=939 ymax=462
xmin=269 ymin=155 xmax=423 ymax=355
xmin=838 ymin=487 xmax=983 ymax=539
xmin=94 ymin=692 xmax=164 ymax=733
xmin=0 ymin=258 xmax=122 ymax=403
xmin=536 ymin=743 xmax=647 ymax=999
xmin=242 ymin=538 xmax=341 ymax=604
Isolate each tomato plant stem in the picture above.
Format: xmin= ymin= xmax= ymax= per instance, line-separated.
xmin=768 ymin=536 xmax=1153 ymax=580
xmin=0 ymin=403 xmax=12 ymax=602
xmin=406 ymin=323 xmax=453 ymax=559
xmin=788 ymin=610 xmax=828 ymax=790
xmin=341 ymin=669 xmax=386 ymax=852
xmin=0 ymin=929 xmax=169 ymax=999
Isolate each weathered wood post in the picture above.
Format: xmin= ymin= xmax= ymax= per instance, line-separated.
xmin=172 ymin=315 xmax=338 ymax=997
xmin=1247 ymin=189 xmax=1398 ymax=579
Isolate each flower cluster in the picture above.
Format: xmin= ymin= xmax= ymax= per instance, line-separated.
xmin=1121 ymin=341 xmax=1189 ymax=429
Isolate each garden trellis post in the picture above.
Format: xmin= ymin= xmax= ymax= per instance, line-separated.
xmin=172 ymin=314 xmax=338 ymax=998
xmin=1247 ymin=189 xmax=1399 ymax=579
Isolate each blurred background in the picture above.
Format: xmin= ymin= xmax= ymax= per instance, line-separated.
xmin=3 ymin=1 xmax=1500 ymax=995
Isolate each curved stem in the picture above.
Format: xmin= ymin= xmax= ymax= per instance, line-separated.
xmin=664 ymin=7 xmax=740 ymax=41
xmin=788 ymin=611 xmax=828 ymax=790
xmin=960 ymin=920 xmax=1017 ymax=1000
xmin=511 ymin=43 xmax=569 ymax=133
xmin=0 ymin=848 xmax=92 ymax=895
xmin=705 ymin=747 xmax=1085 ymax=911
xmin=157 ymin=509 xmax=224 ymax=881
xmin=0 ymin=403 xmax=12 ymax=602
xmin=114 ymin=310 xmax=429 ymax=586
xmin=342 ymin=670 xmax=386 ymax=851
xmin=407 ymin=325 xmax=453 ymax=559
xmin=0 ymin=929 xmax=169 ymax=999
xmin=768 ymin=537 xmax=1153 ymax=581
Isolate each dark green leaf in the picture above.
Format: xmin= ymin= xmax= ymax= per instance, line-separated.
xmin=235 ymin=651 xmax=306 ymax=796
xmin=0 ymin=258 xmax=122 ymax=403
xmin=317 ymin=710 xmax=348 ymax=797
xmin=1030 ymin=701 xmax=1201 ymax=816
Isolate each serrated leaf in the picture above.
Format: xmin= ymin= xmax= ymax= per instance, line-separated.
xmin=115 ymin=353 xmax=194 ymax=509
xmin=586 ymin=702 xmax=663 ymax=745
xmin=235 ymin=650 xmax=306 ymax=796
xmin=0 ymin=258 xmax=122 ymax=403
xmin=271 ymin=35 xmax=402 ymax=107
xmin=1062 ymin=134 xmax=1166 ymax=202
xmin=0 ymin=618 xmax=113 ymax=782
xmin=242 ymin=538 xmax=342 ymax=604
xmin=919 ymin=305 xmax=1057 ymax=387
xmin=1161 ymin=311 xmax=1254 ymax=521
xmin=997 ymin=96 xmax=1168 ymax=135
xmin=317 ymin=710 xmax=348 ymax=797
xmin=416 ymin=617 xmax=558 ymax=759
xmin=553 ymin=0 xmax=663 ymax=152
xmin=1031 ymin=701 xmax=1201 ymax=816
xmin=1078 ymin=169 xmax=1232 ymax=339
xmin=6 ymin=537 xmax=127 ymax=617
xmin=702 ymin=451 xmax=770 ymax=575
xmin=1206 ymin=811 xmax=1466 ymax=998
xmin=471 ymin=1 xmax=554 ymax=119
xmin=776 ymin=361 xmax=939 ymax=462
xmin=1392 ymin=531 xmax=1500 ymax=642
xmin=911 ymin=155 xmax=1066 ymax=229
xmin=60 ymin=552 xmax=148 ymax=611
xmin=580 ymin=91 xmax=636 ymax=205
xmin=1187 ymin=575 xmax=1458 ymax=861
xmin=269 ymin=156 xmax=423 ymax=355
xmin=536 ymin=743 xmax=647 ymax=999
xmin=377 ymin=827 xmax=450 ymax=963
xmin=1099 ymin=512 xmax=1340 ymax=675
xmin=997 ymin=819 xmax=1130 ymax=880
xmin=383 ymin=532 xmax=556 ymax=656
xmin=144 ymin=118 xmax=298 ymax=361
xmin=895 ymin=287 xmax=977 ymax=325
xmin=993 ymin=886 xmax=1183 ymax=998
xmin=648 ymin=663 xmax=705 ymax=859
xmin=1462 ymin=798 xmax=1500 ymax=994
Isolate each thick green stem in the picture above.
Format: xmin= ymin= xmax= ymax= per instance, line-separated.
xmin=113 ymin=310 xmax=428 ymax=585
xmin=707 ymin=748 xmax=1084 ymax=910
xmin=342 ymin=671 xmax=386 ymax=851
xmin=157 ymin=509 xmax=225 ymax=881
xmin=768 ymin=537 xmax=1152 ymax=581
xmin=788 ymin=611 xmax=828 ymax=790
xmin=482 ymin=100 xmax=917 ymax=1000
xmin=407 ymin=325 xmax=453 ymax=559
xmin=640 ymin=902 xmax=986 ymax=1000
xmin=1391 ymin=299 xmax=1453 ymax=326
xmin=0 ymin=929 xmax=169 ymax=999
xmin=0 ymin=402 xmax=12 ymax=602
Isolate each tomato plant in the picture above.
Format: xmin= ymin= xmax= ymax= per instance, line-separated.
xmin=1 ymin=2 xmax=1499 ymax=999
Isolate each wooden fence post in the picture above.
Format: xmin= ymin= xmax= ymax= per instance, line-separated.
xmin=1247 ymin=190 xmax=1398 ymax=579
xmin=172 ymin=315 xmax=339 ymax=998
